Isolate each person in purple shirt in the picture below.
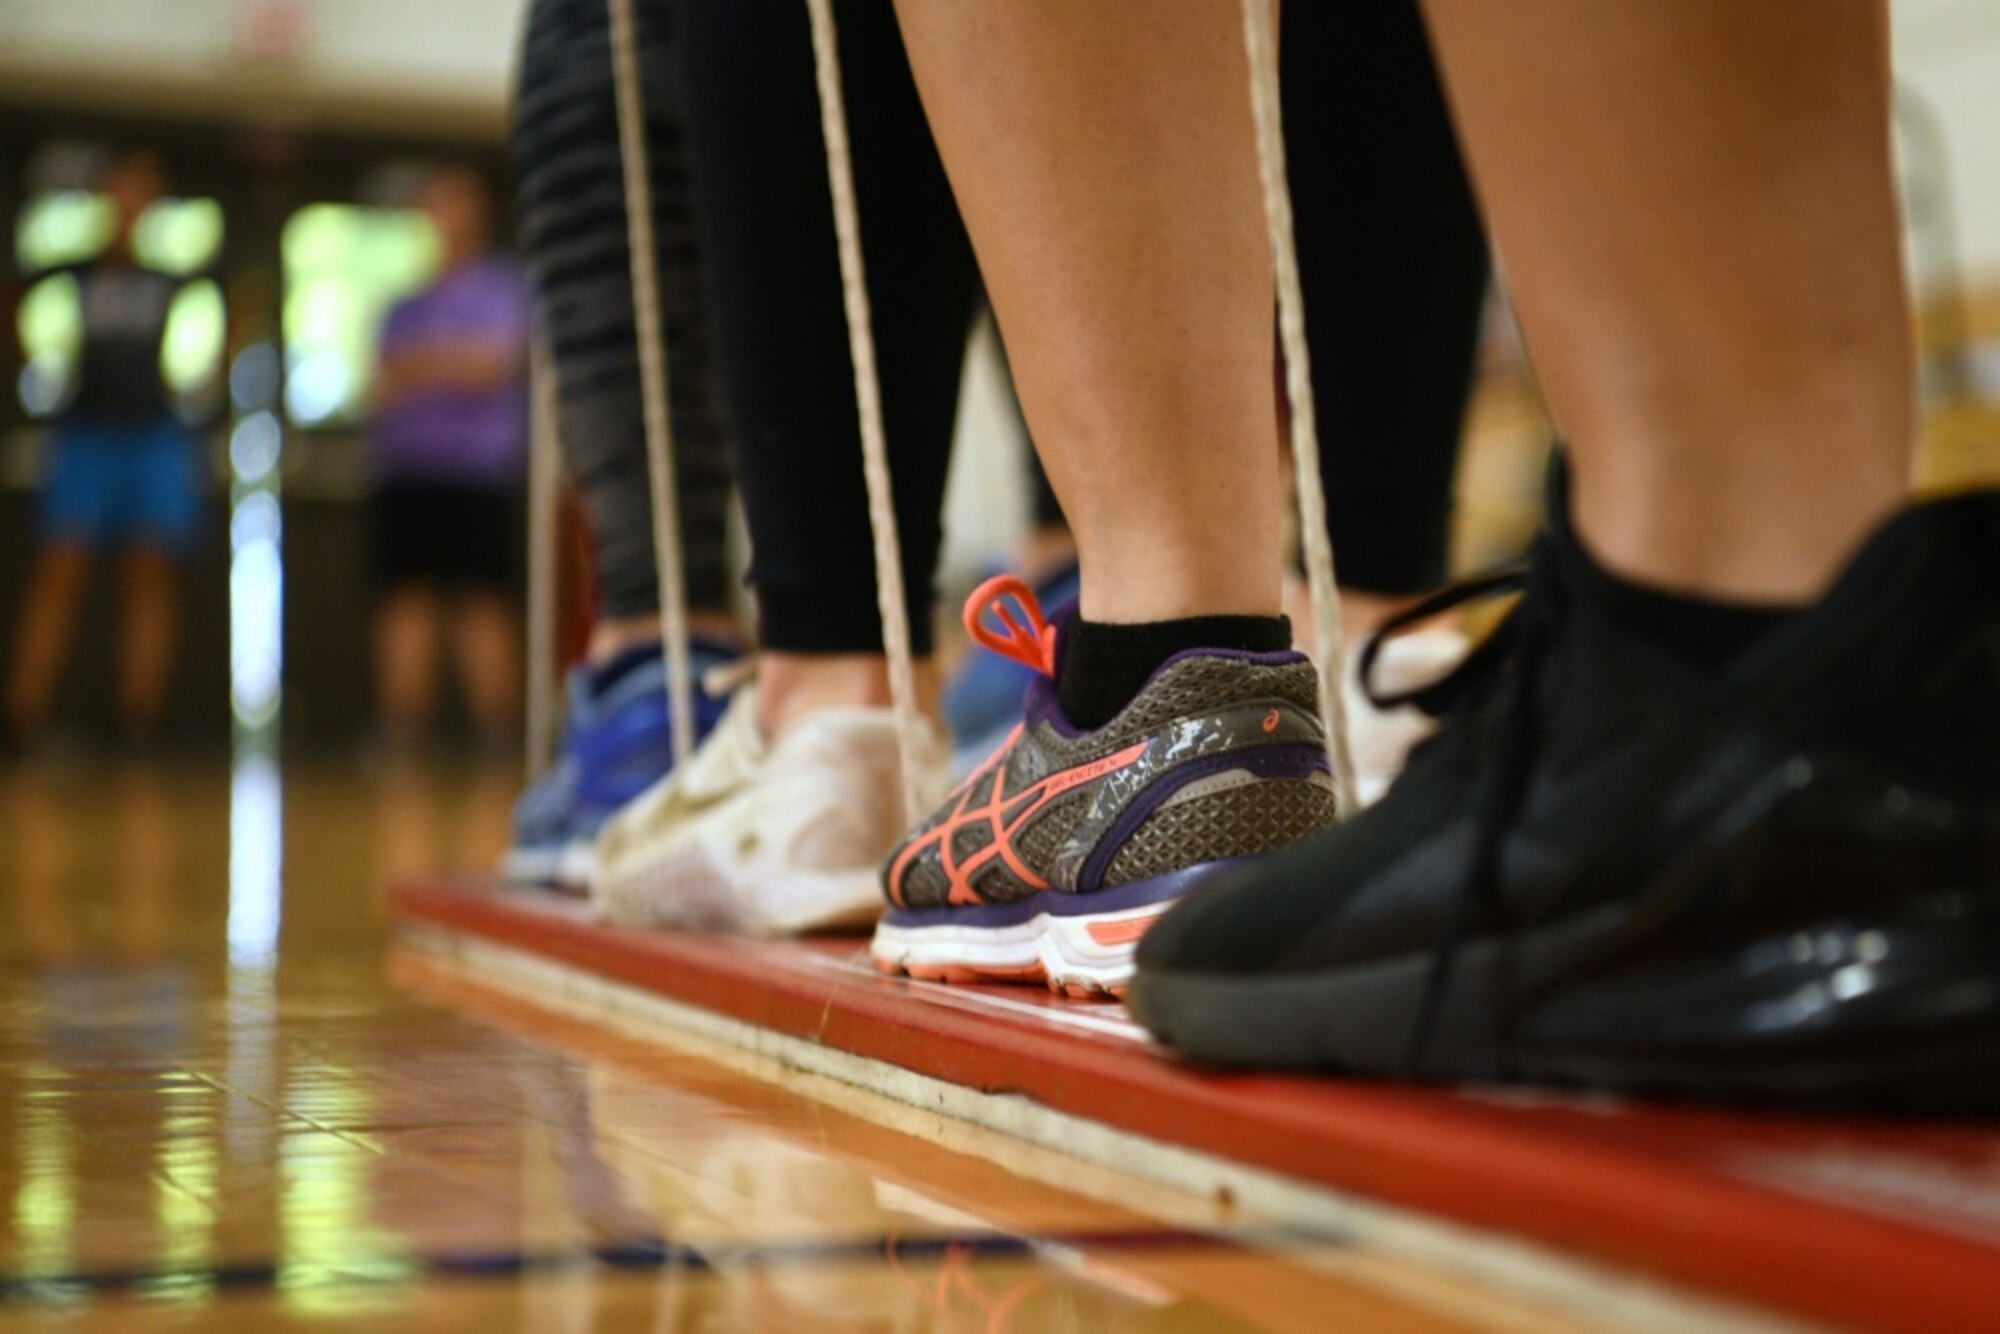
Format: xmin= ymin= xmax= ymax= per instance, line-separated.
xmin=369 ymin=167 xmax=529 ymax=749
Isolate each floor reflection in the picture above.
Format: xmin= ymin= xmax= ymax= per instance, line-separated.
xmin=0 ymin=757 xmax=1537 ymax=1331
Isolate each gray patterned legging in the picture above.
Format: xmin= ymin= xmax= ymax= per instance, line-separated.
xmin=513 ymin=0 xmax=735 ymax=619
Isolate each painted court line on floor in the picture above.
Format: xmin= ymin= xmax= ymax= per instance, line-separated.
xmin=0 ymin=1222 xmax=1365 ymax=1305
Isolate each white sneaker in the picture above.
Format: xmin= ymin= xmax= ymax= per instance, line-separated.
xmin=591 ymin=684 xmax=951 ymax=936
xmin=1345 ymin=627 xmax=1468 ymax=806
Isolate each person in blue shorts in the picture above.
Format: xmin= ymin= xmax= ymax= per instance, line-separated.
xmin=7 ymin=150 xmax=206 ymax=749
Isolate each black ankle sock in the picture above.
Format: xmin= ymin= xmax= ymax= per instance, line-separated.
xmin=1578 ymin=560 xmax=1796 ymax=670
xmin=1059 ymin=614 xmax=1292 ymax=729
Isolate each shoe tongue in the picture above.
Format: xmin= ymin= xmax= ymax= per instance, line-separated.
xmin=1515 ymin=452 xmax=1583 ymax=609
xmin=1540 ymin=445 xmax=1982 ymax=623
xmin=674 ymin=688 xmax=766 ymax=801
xmin=1543 ymin=461 xmax=1811 ymax=684
xmin=1544 ymin=451 xmax=1998 ymax=689
xmin=1739 ymin=486 xmax=2000 ymax=679
xmin=1538 ymin=451 xmax=1593 ymax=592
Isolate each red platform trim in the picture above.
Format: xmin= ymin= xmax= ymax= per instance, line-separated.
xmin=392 ymin=879 xmax=2000 ymax=1334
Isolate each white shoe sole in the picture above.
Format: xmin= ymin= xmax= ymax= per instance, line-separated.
xmin=868 ymin=861 xmax=1231 ymax=997
xmin=556 ymin=838 xmax=597 ymax=887
xmin=868 ymin=900 xmax=1174 ymax=999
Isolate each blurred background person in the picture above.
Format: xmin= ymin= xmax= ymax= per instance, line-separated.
xmin=367 ymin=166 xmax=531 ymax=752
xmin=6 ymin=150 xmax=206 ymax=752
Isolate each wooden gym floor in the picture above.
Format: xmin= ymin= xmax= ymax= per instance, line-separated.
xmin=0 ymin=754 xmax=1691 ymax=1332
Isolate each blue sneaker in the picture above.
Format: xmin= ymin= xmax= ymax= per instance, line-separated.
xmin=941 ymin=561 xmax=1079 ymax=775
xmin=505 ymin=637 xmax=739 ymax=887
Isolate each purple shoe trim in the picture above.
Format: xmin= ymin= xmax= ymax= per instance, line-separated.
xmin=880 ymin=860 xmax=1236 ymax=931
xmin=1155 ymin=644 xmax=1312 ymax=672
xmin=1077 ymin=743 xmax=1329 ymax=891
xmin=1024 ymin=611 xmax=1078 ymax=736
xmin=1021 ymin=674 xmax=1073 ymax=737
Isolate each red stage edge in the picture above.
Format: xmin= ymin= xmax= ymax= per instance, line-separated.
xmin=390 ymin=878 xmax=2000 ymax=1334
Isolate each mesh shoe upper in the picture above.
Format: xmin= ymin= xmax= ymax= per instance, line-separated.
xmin=513 ymin=638 xmax=738 ymax=851
xmin=885 ymin=623 xmax=1340 ymax=911
xmin=592 ymin=680 xmax=950 ymax=932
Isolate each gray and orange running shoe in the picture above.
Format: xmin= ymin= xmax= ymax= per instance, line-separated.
xmin=871 ymin=576 xmax=1340 ymax=997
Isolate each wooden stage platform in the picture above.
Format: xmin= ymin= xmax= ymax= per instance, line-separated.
xmin=391 ymin=878 xmax=2000 ymax=1334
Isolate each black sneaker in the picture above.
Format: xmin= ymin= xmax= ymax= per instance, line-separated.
xmin=1126 ymin=468 xmax=2000 ymax=1114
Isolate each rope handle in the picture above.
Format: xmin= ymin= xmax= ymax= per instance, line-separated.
xmin=607 ymin=0 xmax=698 ymax=769
xmin=1241 ymin=0 xmax=1360 ymax=816
xmin=805 ymin=0 xmax=931 ymax=826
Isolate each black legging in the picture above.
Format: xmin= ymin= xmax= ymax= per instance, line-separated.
xmin=1287 ymin=0 xmax=1490 ymax=595
xmin=514 ymin=0 xmax=735 ymax=620
xmin=676 ymin=0 xmax=977 ymax=657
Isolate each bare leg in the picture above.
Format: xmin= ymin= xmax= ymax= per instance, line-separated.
xmin=1419 ymin=0 xmax=1910 ymax=601
xmin=586 ymin=610 xmax=746 ymax=666
xmin=892 ymin=0 xmax=1282 ymax=624
xmin=1339 ymin=589 xmax=1433 ymax=644
xmin=116 ymin=546 xmax=179 ymax=741
xmin=586 ymin=614 xmax=666 ymax=665
xmin=1017 ymin=524 xmax=1079 ymax=589
xmin=756 ymin=653 xmax=939 ymax=741
xmin=7 ymin=544 xmax=92 ymax=739
xmin=1287 ymin=583 xmax=1433 ymax=653
xmin=375 ymin=585 xmax=443 ymax=741
xmin=452 ymin=591 xmax=524 ymax=742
